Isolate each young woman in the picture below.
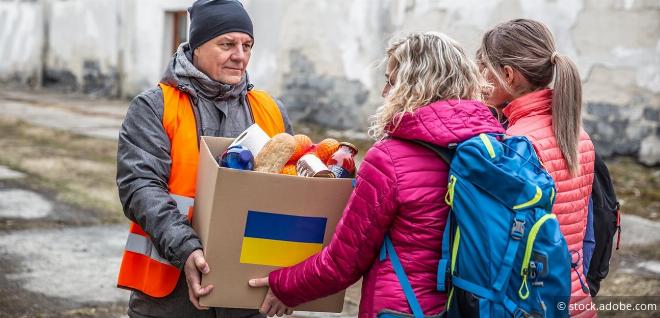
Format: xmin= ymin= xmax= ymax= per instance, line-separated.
xmin=248 ymin=32 xmax=504 ymax=317
xmin=477 ymin=19 xmax=596 ymax=317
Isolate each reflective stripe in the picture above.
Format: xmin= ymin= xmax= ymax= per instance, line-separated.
xmin=171 ymin=193 xmax=194 ymax=216
xmin=513 ymin=186 xmax=542 ymax=210
xmin=550 ymin=188 xmax=555 ymax=204
xmin=518 ymin=214 xmax=557 ymax=300
xmin=122 ymin=193 xmax=193 ymax=267
xmin=125 ymin=233 xmax=171 ymax=265
xmin=445 ymin=175 xmax=457 ymax=207
xmin=479 ymin=133 xmax=496 ymax=158
xmin=447 ymin=227 xmax=461 ymax=310
xmin=451 ymin=227 xmax=461 ymax=273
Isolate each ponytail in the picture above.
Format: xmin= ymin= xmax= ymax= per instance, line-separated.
xmin=478 ymin=19 xmax=584 ymax=176
xmin=551 ymin=53 xmax=582 ymax=176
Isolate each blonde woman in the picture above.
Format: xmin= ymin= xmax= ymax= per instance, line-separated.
xmin=249 ymin=32 xmax=504 ymax=317
xmin=477 ymin=19 xmax=596 ymax=317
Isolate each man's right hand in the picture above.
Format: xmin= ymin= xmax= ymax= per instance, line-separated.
xmin=184 ymin=249 xmax=214 ymax=310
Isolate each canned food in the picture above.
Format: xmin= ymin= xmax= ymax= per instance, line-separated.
xmin=296 ymin=154 xmax=335 ymax=178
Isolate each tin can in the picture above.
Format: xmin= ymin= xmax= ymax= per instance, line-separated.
xmin=296 ymin=154 xmax=335 ymax=178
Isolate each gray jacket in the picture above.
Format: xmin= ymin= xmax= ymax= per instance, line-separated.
xmin=117 ymin=43 xmax=293 ymax=269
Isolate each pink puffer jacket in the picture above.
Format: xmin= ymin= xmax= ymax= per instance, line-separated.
xmin=504 ymin=89 xmax=596 ymax=318
xmin=269 ymin=100 xmax=504 ymax=317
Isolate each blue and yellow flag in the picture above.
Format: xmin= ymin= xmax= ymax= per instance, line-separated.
xmin=240 ymin=211 xmax=328 ymax=267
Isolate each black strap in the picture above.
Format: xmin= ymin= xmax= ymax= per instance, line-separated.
xmin=406 ymin=139 xmax=455 ymax=164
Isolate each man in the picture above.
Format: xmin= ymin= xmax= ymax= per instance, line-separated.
xmin=115 ymin=1 xmax=293 ymax=317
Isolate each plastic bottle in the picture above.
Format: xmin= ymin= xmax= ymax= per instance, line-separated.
xmin=218 ymin=145 xmax=255 ymax=171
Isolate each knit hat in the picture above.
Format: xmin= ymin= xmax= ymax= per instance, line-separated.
xmin=188 ymin=0 xmax=254 ymax=52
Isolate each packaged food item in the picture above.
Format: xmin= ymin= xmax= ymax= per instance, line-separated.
xmin=296 ymin=154 xmax=335 ymax=178
xmin=254 ymin=133 xmax=296 ymax=173
xmin=229 ymin=123 xmax=271 ymax=156
xmin=218 ymin=145 xmax=255 ymax=171
xmin=315 ymin=138 xmax=340 ymax=163
xmin=288 ymin=134 xmax=313 ymax=164
xmin=280 ymin=164 xmax=297 ymax=175
xmin=327 ymin=142 xmax=358 ymax=178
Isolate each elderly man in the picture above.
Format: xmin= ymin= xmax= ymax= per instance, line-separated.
xmin=115 ymin=1 xmax=293 ymax=317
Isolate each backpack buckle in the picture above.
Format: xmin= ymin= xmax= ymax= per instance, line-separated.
xmin=513 ymin=307 xmax=532 ymax=318
xmin=528 ymin=262 xmax=537 ymax=279
xmin=511 ymin=219 xmax=526 ymax=240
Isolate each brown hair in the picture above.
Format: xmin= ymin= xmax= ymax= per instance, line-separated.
xmin=477 ymin=19 xmax=582 ymax=175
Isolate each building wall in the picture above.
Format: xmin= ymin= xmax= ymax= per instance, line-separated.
xmin=0 ymin=0 xmax=44 ymax=87
xmin=0 ymin=0 xmax=658 ymax=163
xmin=243 ymin=0 xmax=660 ymax=164
xmin=43 ymin=0 xmax=120 ymax=95
xmin=120 ymin=0 xmax=190 ymax=97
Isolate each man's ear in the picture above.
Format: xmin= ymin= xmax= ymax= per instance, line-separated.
xmin=192 ymin=48 xmax=199 ymax=66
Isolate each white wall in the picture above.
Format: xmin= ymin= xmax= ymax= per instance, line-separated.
xmin=0 ymin=0 xmax=43 ymax=86
xmin=245 ymin=0 xmax=659 ymax=109
xmin=120 ymin=0 xmax=190 ymax=97
xmin=45 ymin=0 xmax=120 ymax=95
xmin=0 ymin=0 xmax=657 ymax=161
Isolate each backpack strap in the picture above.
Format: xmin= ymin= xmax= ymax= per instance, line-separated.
xmin=395 ymin=138 xmax=455 ymax=293
xmin=380 ymin=236 xmax=425 ymax=318
xmin=492 ymin=211 xmax=526 ymax=293
xmin=406 ymin=139 xmax=455 ymax=164
xmin=436 ymin=213 xmax=453 ymax=292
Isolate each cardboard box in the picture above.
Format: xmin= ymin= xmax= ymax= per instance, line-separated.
xmin=193 ymin=136 xmax=354 ymax=312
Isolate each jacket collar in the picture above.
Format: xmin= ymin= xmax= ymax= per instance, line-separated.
xmin=503 ymin=88 xmax=553 ymax=126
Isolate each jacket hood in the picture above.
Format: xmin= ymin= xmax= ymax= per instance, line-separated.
xmin=388 ymin=99 xmax=505 ymax=147
xmin=160 ymin=42 xmax=248 ymax=101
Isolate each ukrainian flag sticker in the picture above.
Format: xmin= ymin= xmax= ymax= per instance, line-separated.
xmin=240 ymin=211 xmax=328 ymax=267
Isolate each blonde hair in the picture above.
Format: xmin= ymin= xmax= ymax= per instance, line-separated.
xmin=476 ymin=19 xmax=582 ymax=175
xmin=368 ymin=32 xmax=487 ymax=140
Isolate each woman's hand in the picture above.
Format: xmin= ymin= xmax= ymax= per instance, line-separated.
xmin=249 ymin=277 xmax=294 ymax=317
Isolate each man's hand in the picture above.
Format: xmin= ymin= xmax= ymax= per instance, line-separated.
xmin=184 ymin=249 xmax=214 ymax=310
xmin=249 ymin=277 xmax=293 ymax=317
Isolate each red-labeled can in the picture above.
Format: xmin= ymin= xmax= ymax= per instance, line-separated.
xmin=296 ymin=154 xmax=335 ymax=178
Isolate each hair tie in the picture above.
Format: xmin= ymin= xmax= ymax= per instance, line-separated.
xmin=550 ymin=51 xmax=559 ymax=65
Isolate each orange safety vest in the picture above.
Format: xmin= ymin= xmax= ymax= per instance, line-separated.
xmin=117 ymin=83 xmax=285 ymax=297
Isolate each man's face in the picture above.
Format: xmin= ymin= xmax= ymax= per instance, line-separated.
xmin=193 ymin=32 xmax=253 ymax=85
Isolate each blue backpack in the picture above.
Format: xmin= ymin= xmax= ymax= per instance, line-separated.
xmin=380 ymin=134 xmax=571 ymax=318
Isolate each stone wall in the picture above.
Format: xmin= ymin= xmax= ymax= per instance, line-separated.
xmin=243 ymin=0 xmax=660 ymax=164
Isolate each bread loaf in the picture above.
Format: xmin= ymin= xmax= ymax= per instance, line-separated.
xmin=254 ymin=133 xmax=296 ymax=173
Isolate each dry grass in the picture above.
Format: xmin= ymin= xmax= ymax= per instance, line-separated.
xmin=607 ymin=157 xmax=660 ymax=221
xmin=0 ymin=117 xmax=122 ymax=223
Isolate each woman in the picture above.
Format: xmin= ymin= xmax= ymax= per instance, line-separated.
xmin=249 ymin=32 xmax=504 ymax=317
xmin=476 ymin=19 xmax=596 ymax=317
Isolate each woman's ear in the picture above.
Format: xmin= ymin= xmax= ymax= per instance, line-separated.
xmin=503 ymin=65 xmax=534 ymax=95
xmin=502 ymin=65 xmax=516 ymax=86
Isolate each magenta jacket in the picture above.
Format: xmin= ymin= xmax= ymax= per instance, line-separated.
xmin=269 ymin=100 xmax=504 ymax=317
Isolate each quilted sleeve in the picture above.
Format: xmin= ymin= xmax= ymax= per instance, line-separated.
xmin=268 ymin=142 xmax=399 ymax=307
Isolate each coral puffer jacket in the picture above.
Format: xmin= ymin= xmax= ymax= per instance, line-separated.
xmin=504 ymin=89 xmax=596 ymax=318
xmin=268 ymin=100 xmax=504 ymax=317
